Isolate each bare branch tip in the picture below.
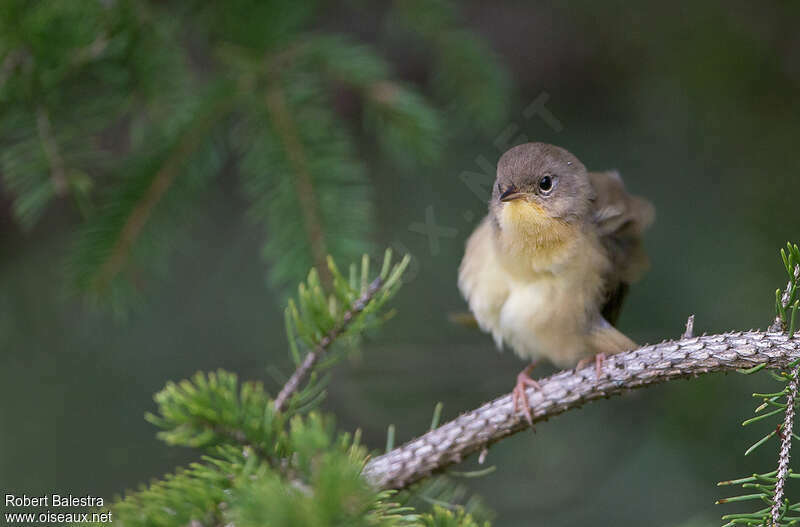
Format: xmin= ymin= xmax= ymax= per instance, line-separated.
xmin=682 ymin=314 xmax=696 ymax=339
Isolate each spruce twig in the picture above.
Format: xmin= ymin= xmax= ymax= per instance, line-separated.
xmin=772 ymin=364 xmax=799 ymax=525
xmin=91 ymin=94 xmax=235 ymax=291
xmin=770 ymin=263 xmax=799 ymax=333
xmin=35 ymin=105 xmax=67 ymax=196
xmin=769 ymin=259 xmax=800 ymax=525
xmin=264 ymin=81 xmax=331 ymax=287
xmin=0 ymin=49 xmax=24 ymax=90
xmin=273 ymin=276 xmax=384 ymax=412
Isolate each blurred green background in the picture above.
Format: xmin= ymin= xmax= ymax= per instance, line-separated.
xmin=1 ymin=1 xmax=799 ymax=526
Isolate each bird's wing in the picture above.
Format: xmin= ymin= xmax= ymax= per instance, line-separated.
xmin=588 ymin=171 xmax=655 ymax=326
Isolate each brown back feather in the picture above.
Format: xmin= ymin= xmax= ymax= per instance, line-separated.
xmin=588 ymin=171 xmax=654 ymax=326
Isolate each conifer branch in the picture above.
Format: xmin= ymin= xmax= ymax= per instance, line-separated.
xmin=70 ymin=32 xmax=109 ymax=67
xmin=92 ymin=96 xmax=233 ymax=291
xmin=717 ymin=244 xmax=800 ymax=526
xmin=363 ymin=330 xmax=800 ymax=490
xmin=0 ymin=49 xmax=24 ymax=91
xmin=274 ymin=276 xmax=384 ymax=412
xmin=772 ymin=364 xmax=798 ymax=525
xmin=264 ymin=82 xmax=331 ymax=286
xmin=768 ymin=257 xmax=800 ymax=525
xmin=771 ymin=264 xmax=800 ymax=333
xmin=35 ymin=105 xmax=67 ymax=196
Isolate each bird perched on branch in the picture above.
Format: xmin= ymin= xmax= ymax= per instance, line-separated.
xmin=458 ymin=142 xmax=654 ymax=423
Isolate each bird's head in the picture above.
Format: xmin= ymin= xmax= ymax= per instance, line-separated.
xmin=490 ymin=143 xmax=594 ymax=239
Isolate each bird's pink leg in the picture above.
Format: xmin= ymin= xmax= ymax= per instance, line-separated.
xmin=576 ymin=352 xmax=608 ymax=379
xmin=594 ymin=352 xmax=607 ymax=378
xmin=512 ymin=362 xmax=541 ymax=425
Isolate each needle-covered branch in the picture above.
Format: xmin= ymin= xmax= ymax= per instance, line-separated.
xmin=363 ymin=330 xmax=800 ymax=490
xmin=273 ymin=276 xmax=384 ymax=412
xmin=718 ymin=243 xmax=800 ymax=527
xmin=274 ymin=250 xmax=410 ymax=413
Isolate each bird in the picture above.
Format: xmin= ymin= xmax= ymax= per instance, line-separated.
xmin=457 ymin=142 xmax=654 ymax=423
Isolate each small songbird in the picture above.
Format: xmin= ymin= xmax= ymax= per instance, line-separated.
xmin=458 ymin=142 xmax=654 ymax=422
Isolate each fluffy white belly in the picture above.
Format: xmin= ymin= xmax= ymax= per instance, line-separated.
xmin=497 ymin=277 xmax=590 ymax=366
xmin=498 ymin=282 xmax=548 ymax=356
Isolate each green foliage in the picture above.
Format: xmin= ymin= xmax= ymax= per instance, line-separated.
xmin=430 ymin=30 xmax=510 ymax=132
xmin=0 ymin=0 xmax=510 ymax=310
xmin=0 ymin=0 xmax=186 ymax=228
xmin=69 ymin=87 xmax=232 ymax=309
xmin=100 ymin=446 xmax=258 ymax=527
xmin=78 ymin=252 xmax=489 ymax=527
xmin=717 ymin=243 xmax=800 ymax=526
xmin=776 ymin=243 xmax=800 ymax=338
xmin=236 ymin=84 xmax=374 ymax=290
xmin=146 ymin=370 xmax=282 ymax=453
xmin=286 ymin=250 xmax=409 ymax=355
xmin=386 ymin=0 xmax=511 ymax=132
xmin=400 ymin=476 xmax=494 ymax=525
xmin=717 ymin=381 xmax=800 ymax=526
xmin=229 ymin=414 xmax=418 ymax=527
xmin=421 ymin=506 xmax=490 ymax=527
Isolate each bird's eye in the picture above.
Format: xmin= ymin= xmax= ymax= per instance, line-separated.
xmin=539 ymin=175 xmax=555 ymax=194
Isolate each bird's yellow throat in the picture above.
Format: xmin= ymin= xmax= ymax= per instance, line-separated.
xmin=497 ymin=200 xmax=580 ymax=272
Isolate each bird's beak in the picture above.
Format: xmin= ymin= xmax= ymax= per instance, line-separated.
xmin=500 ymin=191 xmax=528 ymax=202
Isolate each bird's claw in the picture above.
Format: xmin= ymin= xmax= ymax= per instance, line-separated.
xmin=594 ymin=352 xmax=607 ymax=379
xmin=576 ymin=352 xmax=608 ymax=379
xmin=512 ymin=363 xmax=541 ymax=425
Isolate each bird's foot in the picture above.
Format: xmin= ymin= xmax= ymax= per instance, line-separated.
xmin=512 ymin=362 xmax=541 ymax=425
xmin=576 ymin=352 xmax=608 ymax=379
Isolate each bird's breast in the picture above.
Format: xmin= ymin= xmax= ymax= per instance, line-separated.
xmin=495 ymin=201 xmax=584 ymax=276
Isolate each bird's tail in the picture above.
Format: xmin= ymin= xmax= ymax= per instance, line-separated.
xmin=588 ymin=319 xmax=637 ymax=356
xmin=448 ymin=311 xmax=479 ymax=329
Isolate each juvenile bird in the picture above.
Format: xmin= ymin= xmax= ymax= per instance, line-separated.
xmin=458 ymin=142 xmax=654 ymax=422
